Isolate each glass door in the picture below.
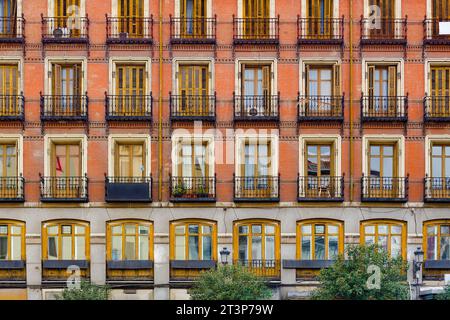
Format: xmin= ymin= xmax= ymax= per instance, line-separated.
xmin=52 ymin=63 xmax=82 ymax=116
xmin=0 ymin=0 xmax=17 ymax=37
xmin=430 ymin=66 xmax=450 ymax=116
xmin=115 ymin=143 xmax=145 ymax=178
xmin=178 ymin=65 xmax=209 ymax=116
xmin=116 ymin=64 xmax=145 ymax=116
xmin=180 ymin=0 xmax=206 ymax=37
xmin=305 ymin=144 xmax=334 ymax=197
xmin=0 ymin=64 xmax=18 ymax=115
xmin=118 ymin=0 xmax=144 ymax=37
xmin=368 ymin=144 xmax=397 ymax=197
xmin=52 ymin=143 xmax=81 ymax=198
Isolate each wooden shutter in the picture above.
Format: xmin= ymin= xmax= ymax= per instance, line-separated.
xmin=304 ymin=65 xmax=310 ymax=96
xmin=333 ymin=64 xmax=341 ymax=97
xmin=368 ymin=66 xmax=375 ymax=97
xmin=52 ymin=64 xmax=62 ymax=96
xmin=388 ymin=66 xmax=397 ymax=97
xmin=73 ymin=64 xmax=81 ymax=96
xmin=262 ymin=65 xmax=271 ymax=96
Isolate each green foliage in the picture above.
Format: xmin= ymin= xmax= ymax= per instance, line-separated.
xmin=312 ymin=244 xmax=410 ymax=300
xmin=189 ymin=264 xmax=273 ymax=300
xmin=172 ymin=183 xmax=186 ymax=197
xmin=58 ymin=280 xmax=110 ymax=300
xmin=436 ymin=286 xmax=450 ymax=300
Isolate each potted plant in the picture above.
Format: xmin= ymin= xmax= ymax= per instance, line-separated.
xmin=172 ymin=183 xmax=186 ymax=197
xmin=195 ymin=185 xmax=209 ymax=198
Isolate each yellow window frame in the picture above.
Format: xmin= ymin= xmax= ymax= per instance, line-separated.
xmin=423 ymin=219 xmax=450 ymax=261
xmin=0 ymin=219 xmax=25 ymax=261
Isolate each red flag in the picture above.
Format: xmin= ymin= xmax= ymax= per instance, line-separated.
xmin=55 ymin=156 xmax=63 ymax=172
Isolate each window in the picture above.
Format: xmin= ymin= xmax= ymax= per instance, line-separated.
xmin=170 ymin=220 xmax=217 ymax=261
xmin=432 ymin=0 xmax=450 ymax=20
xmin=115 ymin=142 xmax=145 ymax=178
xmin=431 ymin=143 xmax=450 ymax=180
xmin=43 ymin=221 xmax=89 ymax=261
xmin=180 ymin=0 xmax=207 ymax=36
xmin=0 ymin=64 xmax=19 ymax=115
xmin=234 ymin=220 xmax=280 ymax=271
xmin=367 ymin=65 xmax=397 ymax=114
xmin=297 ymin=220 xmax=343 ymax=260
xmin=0 ymin=220 xmax=24 ymax=261
xmin=0 ymin=0 xmax=17 ymax=36
xmin=242 ymin=64 xmax=271 ymax=97
xmin=429 ymin=66 xmax=450 ymax=116
xmin=306 ymin=0 xmax=334 ymax=36
xmin=107 ymin=220 xmax=153 ymax=261
xmin=51 ymin=142 xmax=82 ymax=198
xmin=368 ymin=143 xmax=397 ymax=193
xmin=361 ymin=220 xmax=406 ymax=258
xmin=242 ymin=139 xmax=271 ymax=195
xmin=50 ymin=63 xmax=82 ymax=115
xmin=177 ymin=64 xmax=210 ymax=116
xmin=424 ymin=220 xmax=450 ymax=261
xmin=369 ymin=0 xmax=396 ymax=36
xmin=118 ymin=0 xmax=144 ymax=36
xmin=179 ymin=142 xmax=208 ymax=178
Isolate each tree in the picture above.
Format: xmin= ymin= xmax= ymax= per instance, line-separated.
xmin=58 ymin=280 xmax=111 ymax=300
xmin=312 ymin=244 xmax=410 ymax=300
xmin=189 ymin=264 xmax=273 ymax=300
xmin=436 ymin=286 xmax=450 ymax=300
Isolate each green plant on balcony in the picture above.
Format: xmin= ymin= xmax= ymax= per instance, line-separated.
xmin=195 ymin=184 xmax=209 ymax=198
xmin=172 ymin=183 xmax=186 ymax=197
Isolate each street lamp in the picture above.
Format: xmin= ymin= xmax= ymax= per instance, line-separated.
xmin=219 ymin=247 xmax=230 ymax=265
xmin=413 ymin=247 xmax=424 ymax=284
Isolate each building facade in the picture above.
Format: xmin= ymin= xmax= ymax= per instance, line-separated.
xmin=0 ymin=0 xmax=449 ymax=300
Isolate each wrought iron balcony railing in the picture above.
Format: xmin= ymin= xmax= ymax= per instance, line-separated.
xmin=106 ymin=15 xmax=153 ymax=44
xmin=360 ymin=17 xmax=407 ymax=44
xmin=170 ymin=176 xmax=216 ymax=202
xmin=234 ymin=260 xmax=281 ymax=279
xmin=105 ymin=176 xmax=152 ymax=202
xmin=170 ymin=16 xmax=216 ymax=44
xmin=41 ymin=15 xmax=89 ymax=43
xmin=297 ymin=17 xmax=344 ymax=43
xmin=40 ymin=175 xmax=88 ymax=202
xmin=424 ymin=176 xmax=450 ymax=202
xmin=234 ymin=175 xmax=280 ymax=202
xmin=424 ymin=18 xmax=450 ymax=44
xmin=298 ymin=176 xmax=344 ymax=202
xmin=233 ymin=16 xmax=279 ymax=44
xmin=105 ymin=94 xmax=152 ymax=120
xmin=0 ymin=94 xmax=24 ymax=120
xmin=0 ymin=16 xmax=24 ymax=42
xmin=170 ymin=93 xmax=216 ymax=121
xmin=40 ymin=94 xmax=88 ymax=120
xmin=361 ymin=175 xmax=408 ymax=202
xmin=234 ymin=93 xmax=279 ymax=121
xmin=361 ymin=95 xmax=408 ymax=121
xmin=298 ymin=95 xmax=344 ymax=120
xmin=424 ymin=96 xmax=450 ymax=121
xmin=0 ymin=176 xmax=24 ymax=202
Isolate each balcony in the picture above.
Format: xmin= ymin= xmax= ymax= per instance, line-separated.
xmin=297 ymin=17 xmax=344 ymax=44
xmin=105 ymin=177 xmax=152 ymax=203
xmin=0 ymin=94 xmax=24 ymax=121
xmin=424 ymin=177 xmax=450 ymax=203
xmin=298 ymin=176 xmax=344 ymax=202
xmin=0 ymin=16 xmax=25 ymax=43
xmin=41 ymin=16 xmax=89 ymax=43
xmin=424 ymin=18 xmax=450 ymax=45
xmin=360 ymin=95 xmax=408 ymax=122
xmin=234 ymin=175 xmax=279 ymax=202
xmin=233 ymin=94 xmax=279 ymax=121
xmin=106 ymin=16 xmax=153 ymax=44
xmin=106 ymin=260 xmax=154 ymax=284
xmin=234 ymin=260 xmax=281 ymax=281
xmin=170 ymin=176 xmax=216 ymax=203
xmin=424 ymin=96 xmax=450 ymax=122
xmin=360 ymin=17 xmax=407 ymax=45
xmin=105 ymin=94 xmax=152 ymax=121
xmin=361 ymin=175 xmax=408 ymax=202
xmin=40 ymin=94 xmax=88 ymax=121
xmin=0 ymin=176 xmax=24 ymax=202
xmin=169 ymin=16 xmax=216 ymax=44
xmin=233 ymin=16 xmax=279 ymax=45
xmin=170 ymin=260 xmax=216 ymax=281
xmin=42 ymin=260 xmax=89 ymax=283
xmin=170 ymin=93 xmax=215 ymax=121
xmin=40 ymin=175 xmax=88 ymax=203
xmin=298 ymin=95 xmax=344 ymax=121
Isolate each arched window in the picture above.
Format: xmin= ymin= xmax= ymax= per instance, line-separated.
xmin=424 ymin=220 xmax=450 ymax=261
xmin=297 ymin=219 xmax=344 ymax=260
xmin=107 ymin=220 xmax=153 ymax=261
xmin=360 ymin=220 xmax=406 ymax=259
xmin=0 ymin=220 xmax=25 ymax=261
xmin=170 ymin=219 xmax=217 ymax=261
xmin=42 ymin=220 xmax=89 ymax=260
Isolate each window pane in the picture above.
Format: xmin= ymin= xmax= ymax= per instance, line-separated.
xmin=11 ymin=226 xmax=21 ymax=235
xmin=328 ymin=225 xmax=338 ymax=234
xmin=202 ymin=235 xmax=212 ymax=260
xmin=0 ymin=236 xmax=7 ymax=260
xmin=265 ymin=235 xmax=275 ymax=260
xmin=125 ymin=224 xmax=135 ymax=235
xmin=112 ymin=235 xmax=122 ymax=260
xmin=202 ymin=226 xmax=212 ymax=234
xmin=75 ymin=226 xmax=85 ymax=235
xmin=124 ymin=236 xmax=136 ymax=260
xmin=112 ymin=225 xmax=122 ymax=234
xmin=391 ymin=236 xmax=401 ymax=258
xmin=252 ymin=225 xmax=262 ymax=234
xmin=378 ymin=225 xmax=388 ymax=234
xmin=62 ymin=225 xmax=72 ymax=235
xmin=252 ymin=236 xmax=262 ymax=260
xmin=315 ymin=235 xmax=325 ymax=260
xmin=139 ymin=226 xmax=149 ymax=236
xmin=238 ymin=235 xmax=248 ymax=260
xmin=188 ymin=224 xmax=199 ymax=234
xmin=301 ymin=225 xmax=312 ymax=234
xmin=328 ymin=236 xmax=339 ymax=260
xmin=139 ymin=235 xmax=148 ymax=260
xmin=75 ymin=236 xmax=85 ymax=260
xmin=48 ymin=236 xmax=58 ymax=260
xmin=175 ymin=225 xmax=185 ymax=235
xmin=188 ymin=235 xmax=199 ymax=260
xmin=365 ymin=235 xmax=375 ymax=246
xmin=427 ymin=235 xmax=437 ymax=260
xmin=0 ymin=226 xmax=6 ymax=234
xmin=365 ymin=225 xmax=375 ymax=234
xmin=265 ymin=225 xmax=275 ymax=234
xmin=378 ymin=235 xmax=388 ymax=253
xmin=175 ymin=235 xmax=185 ymax=260
xmin=238 ymin=226 xmax=248 ymax=234
xmin=440 ymin=236 xmax=450 ymax=260
xmin=391 ymin=225 xmax=402 ymax=234
xmin=62 ymin=237 xmax=72 ymax=259
xmin=301 ymin=236 xmax=311 ymax=260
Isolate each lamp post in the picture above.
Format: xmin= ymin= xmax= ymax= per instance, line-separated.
xmin=219 ymin=247 xmax=230 ymax=265
xmin=413 ymin=247 xmax=424 ymax=300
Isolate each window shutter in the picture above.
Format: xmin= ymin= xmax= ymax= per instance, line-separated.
xmin=368 ymin=66 xmax=375 ymax=97
xmin=388 ymin=66 xmax=397 ymax=97
xmin=333 ymin=64 xmax=341 ymax=97
xmin=74 ymin=64 xmax=81 ymax=96
xmin=304 ymin=65 xmax=310 ymax=96
xmin=53 ymin=64 xmax=62 ymax=96
xmin=263 ymin=65 xmax=271 ymax=96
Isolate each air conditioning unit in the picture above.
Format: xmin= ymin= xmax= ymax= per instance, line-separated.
xmin=53 ymin=27 xmax=70 ymax=38
xmin=119 ymin=32 xmax=129 ymax=39
xmin=248 ymin=108 xmax=258 ymax=116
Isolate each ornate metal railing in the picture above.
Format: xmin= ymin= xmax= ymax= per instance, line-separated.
xmin=0 ymin=176 xmax=24 ymax=202
xmin=106 ymin=16 xmax=153 ymax=43
xmin=234 ymin=175 xmax=279 ymax=201
xmin=40 ymin=175 xmax=88 ymax=202
xmin=424 ymin=176 xmax=450 ymax=202
xmin=0 ymin=16 xmax=24 ymax=42
xmin=360 ymin=17 xmax=407 ymax=43
xmin=170 ymin=176 xmax=216 ymax=202
xmin=423 ymin=18 xmax=450 ymax=43
xmin=298 ymin=176 xmax=344 ymax=201
xmin=424 ymin=96 xmax=450 ymax=121
xmin=361 ymin=95 xmax=408 ymax=121
xmin=41 ymin=16 xmax=89 ymax=42
xmin=233 ymin=16 xmax=279 ymax=43
xmin=170 ymin=16 xmax=216 ymax=43
xmin=0 ymin=94 xmax=24 ymax=119
xmin=170 ymin=93 xmax=215 ymax=120
xmin=40 ymin=94 xmax=88 ymax=120
xmin=361 ymin=175 xmax=408 ymax=202
xmin=234 ymin=94 xmax=279 ymax=120
xmin=105 ymin=94 xmax=152 ymax=120
xmin=297 ymin=17 xmax=344 ymax=42
xmin=298 ymin=95 xmax=344 ymax=120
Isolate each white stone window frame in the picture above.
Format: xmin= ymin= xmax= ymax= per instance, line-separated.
xmin=172 ymin=58 xmax=215 ymax=96
xmin=361 ymin=58 xmax=404 ymax=97
xmin=0 ymin=57 xmax=24 ymax=95
xmin=171 ymin=133 xmax=215 ymax=178
xmin=0 ymin=134 xmax=23 ymax=178
xmin=108 ymin=134 xmax=152 ymax=177
xmin=44 ymin=57 xmax=88 ymax=96
xmin=235 ymin=58 xmax=277 ymax=96
xmin=299 ymin=58 xmax=341 ymax=96
xmin=423 ymin=59 xmax=450 ymax=95
xmin=425 ymin=135 xmax=450 ymax=178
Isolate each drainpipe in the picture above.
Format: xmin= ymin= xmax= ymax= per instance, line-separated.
xmin=349 ymin=0 xmax=354 ymax=202
xmin=158 ymin=0 xmax=163 ymax=201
